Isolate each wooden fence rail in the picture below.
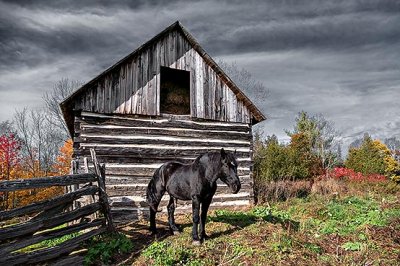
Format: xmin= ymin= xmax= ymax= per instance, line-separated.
xmin=0 ymin=149 xmax=114 ymax=265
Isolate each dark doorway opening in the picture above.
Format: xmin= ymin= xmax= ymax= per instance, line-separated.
xmin=160 ymin=67 xmax=190 ymax=115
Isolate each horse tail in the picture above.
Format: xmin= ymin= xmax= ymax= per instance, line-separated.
xmin=146 ymin=166 xmax=166 ymax=212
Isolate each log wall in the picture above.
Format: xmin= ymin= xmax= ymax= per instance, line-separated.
xmin=71 ymin=29 xmax=252 ymax=124
xmin=74 ymin=111 xmax=254 ymax=223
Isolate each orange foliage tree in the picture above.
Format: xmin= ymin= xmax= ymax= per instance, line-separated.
xmin=5 ymin=139 xmax=73 ymax=209
xmin=54 ymin=139 xmax=73 ymax=175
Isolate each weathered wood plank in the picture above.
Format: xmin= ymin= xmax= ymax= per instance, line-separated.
xmin=76 ymin=156 xmax=252 ymax=167
xmin=78 ymin=113 xmax=250 ymax=132
xmin=0 ymin=227 xmax=106 ymax=266
xmin=0 ymin=219 xmax=104 ymax=256
xmin=76 ymin=136 xmax=250 ymax=148
xmin=51 ymin=254 xmax=85 ymax=266
xmin=0 ymin=174 xmax=97 ymax=192
xmin=0 ymin=186 xmax=98 ymax=221
xmin=0 ymin=202 xmax=101 ymax=241
xmin=106 ymin=183 xmax=253 ymax=197
xmin=90 ymin=149 xmax=116 ymax=233
xmin=80 ymin=124 xmax=251 ymax=140
xmin=74 ymin=147 xmax=250 ymax=159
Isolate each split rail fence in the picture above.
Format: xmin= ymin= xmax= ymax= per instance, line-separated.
xmin=0 ymin=149 xmax=114 ymax=265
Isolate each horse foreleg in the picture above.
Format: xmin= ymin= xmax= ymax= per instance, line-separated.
xmin=199 ymin=197 xmax=212 ymax=241
xmin=149 ymin=207 xmax=158 ymax=234
xmin=191 ymin=196 xmax=201 ymax=245
xmin=167 ymin=197 xmax=180 ymax=234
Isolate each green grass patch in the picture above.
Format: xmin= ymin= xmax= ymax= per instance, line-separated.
xmin=142 ymin=241 xmax=200 ymax=266
xmin=316 ymin=196 xmax=400 ymax=235
xmin=16 ymin=224 xmax=79 ymax=253
xmin=126 ymin=182 xmax=400 ymax=265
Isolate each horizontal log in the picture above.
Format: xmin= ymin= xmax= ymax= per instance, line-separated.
xmin=78 ymin=155 xmax=251 ymax=165
xmin=105 ymin=183 xmax=253 ymax=197
xmin=110 ymin=199 xmax=252 ymax=223
xmin=0 ymin=219 xmax=104 ymax=256
xmin=0 ymin=227 xmax=106 ymax=266
xmin=0 ymin=186 xmax=99 ymax=221
xmin=98 ymin=166 xmax=250 ymax=178
xmin=0 ymin=174 xmax=98 ymax=192
xmin=75 ymin=136 xmax=250 ymax=149
xmin=106 ymin=175 xmax=152 ymax=184
xmin=0 ymin=202 xmax=101 ymax=242
xmin=78 ymin=113 xmax=250 ymax=132
xmin=104 ymin=174 xmax=252 ymax=186
xmin=110 ymin=192 xmax=252 ymax=208
xmin=52 ymin=254 xmax=85 ymax=266
xmin=79 ymin=125 xmax=252 ymax=141
xmin=74 ymin=147 xmax=250 ymax=160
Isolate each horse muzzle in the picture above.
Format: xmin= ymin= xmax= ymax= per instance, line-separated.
xmin=231 ymin=182 xmax=241 ymax=194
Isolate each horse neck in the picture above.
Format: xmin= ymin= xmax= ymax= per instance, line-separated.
xmin=197 ymin=153 xmax=221 ymax=183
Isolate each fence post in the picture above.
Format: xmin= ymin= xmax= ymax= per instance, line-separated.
xmin=90 ymin=148 xmax=116 ymax=233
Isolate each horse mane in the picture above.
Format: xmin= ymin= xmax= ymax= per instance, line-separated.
xmin=193 ymin=151 xmax=217 ymax=162
xmin=192 ymin=151 xmax=225 ymax=168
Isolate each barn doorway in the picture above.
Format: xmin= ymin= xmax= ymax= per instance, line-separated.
xmin=160 ymin=67 xmax=190 ymax=115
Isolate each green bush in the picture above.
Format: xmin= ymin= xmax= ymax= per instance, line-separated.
xmin=84 ymin=233 xmax=133 ymax=265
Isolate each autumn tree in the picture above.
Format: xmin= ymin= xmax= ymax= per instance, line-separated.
xmin=0 ymin=133 xmax=21 ymax=209
xmin=54 ymin=139 xmax=73 ymax=175
xmin=286 ymin=111 xmax=341 ymax=171
xmin=14 ymin=108 xmax=62 ymax=177
xmin=345 ymin=135 xmax=400 ymax=176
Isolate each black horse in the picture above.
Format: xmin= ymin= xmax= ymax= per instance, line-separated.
xmin=146 ymin=148 xmax=241 ymax=245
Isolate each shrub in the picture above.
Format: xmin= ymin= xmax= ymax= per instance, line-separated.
xmin=311 ymin=177 xmax=346 ymax=196
xmin=255 ymin=179 xmax=312 ymax=204
xmin=84 ymin=233 xmax=133 ymax=265
xmin=330 ymin=167 xmax=387 ymax=182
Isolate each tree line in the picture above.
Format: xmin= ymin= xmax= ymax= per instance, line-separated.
xmin=0 ymin=79 xmax=80 ymax=210
xmin=254 ymin=111 xmax=400 ymax=183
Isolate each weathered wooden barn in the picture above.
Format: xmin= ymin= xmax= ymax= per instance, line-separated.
xmin=60 ymin=21 xmax=266 ymax=223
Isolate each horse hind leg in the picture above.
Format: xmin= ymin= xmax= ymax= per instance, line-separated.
xmin=147 ymin=178 xmax=165 ymax=234
xmin=167 ymin=196 xmax=180 ymax=234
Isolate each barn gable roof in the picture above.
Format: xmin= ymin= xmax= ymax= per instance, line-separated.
xmin=60 ymin=21 xmax=266 ymax=135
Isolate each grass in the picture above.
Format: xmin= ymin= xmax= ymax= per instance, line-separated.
xmin=16 ymin=223 xmax=79 ymax=253
xmin=129 ymin=181 xmax=400 ymax=266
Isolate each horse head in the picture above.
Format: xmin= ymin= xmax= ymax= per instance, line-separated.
xmin=219 ymin=148 xmax=241 ymax=194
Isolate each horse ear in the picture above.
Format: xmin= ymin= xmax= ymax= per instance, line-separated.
xmin=221 ymin=148 xmax=226 ymax=160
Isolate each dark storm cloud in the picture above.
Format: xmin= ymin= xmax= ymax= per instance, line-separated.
xmin=0 ymin=0 xmax=399 ymax=150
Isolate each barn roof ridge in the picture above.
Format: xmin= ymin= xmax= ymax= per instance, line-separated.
xmin=60 ymin=21 xmax=265 ymax=132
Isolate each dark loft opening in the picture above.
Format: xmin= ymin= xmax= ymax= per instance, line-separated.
xmin=160 ymin=66 xmax=190 ymax=115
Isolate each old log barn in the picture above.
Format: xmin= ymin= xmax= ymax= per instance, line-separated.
xmin=60 ymin=21 xmax=265 ymax=223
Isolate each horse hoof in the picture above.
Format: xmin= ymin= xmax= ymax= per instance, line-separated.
xmin=192 ymin=240 xmax=201 ymax=246
xmin=173 ymin=230 xmax=181 ymax=235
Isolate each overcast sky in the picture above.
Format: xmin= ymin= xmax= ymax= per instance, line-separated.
xmin=0 ymin=0 xmax=399 ymax=149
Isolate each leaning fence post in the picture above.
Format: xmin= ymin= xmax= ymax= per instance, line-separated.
xmin=90 ymin=148 xmax=116 ymax=233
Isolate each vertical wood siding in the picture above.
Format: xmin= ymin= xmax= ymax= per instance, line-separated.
xmin=73 ymin=29 xmax=252 ymax=124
